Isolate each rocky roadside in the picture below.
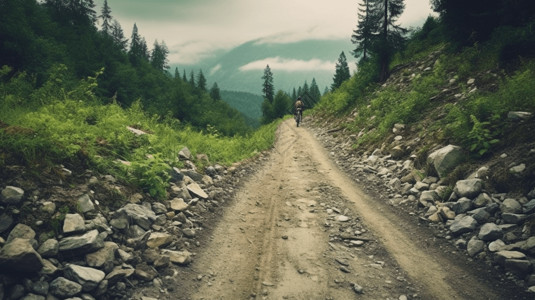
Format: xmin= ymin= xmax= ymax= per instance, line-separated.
xmin=307 ymin=117 xmax=535 ymax=296
xmin=0 ymin=147 xmax=268 ymax=300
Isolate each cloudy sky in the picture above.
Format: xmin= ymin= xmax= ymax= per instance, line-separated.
xmin=95 ymin=0 xmax=435 ymax=66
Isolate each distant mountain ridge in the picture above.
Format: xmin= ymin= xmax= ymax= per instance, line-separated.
xmin=220 ymin=90 xmax=263 ymax=128
xmin=173 ymin=38 xmax=357 ymax=95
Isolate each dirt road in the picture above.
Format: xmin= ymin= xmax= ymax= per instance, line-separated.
xmin=178 ymin=119 xmax=518 ymax=300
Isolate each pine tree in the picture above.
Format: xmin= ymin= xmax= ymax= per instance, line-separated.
xmin=151 ymin=40 xmax=169 ymax=72
xmin=182 ymin=70 xmax=187 ymax=82
xmin=309 ymin=78 xmax=321 ymax=104
xmin=111 ymin=20 xmax=127 ymax=51
xmin=189 ymin=70 xmax=195 ymax=86
xmin=331 ymin=52 xmax=351 ymax=91
xmin=262 ymin=65 xmax=274 ymax=103
xmin=210 ymin=82 xmax=221 ymax=100
xmin=100 ymin=0 xmax=112 ymax=35
xmin=197 ymin=70 xmax=207 ymax=91
xmin=174 ymin=67 xmax=180 ymax=79
xmin=128 ymin=23 xmax=143 ymax=62
xmin=351 ymin=0 xmax=381 ymax=62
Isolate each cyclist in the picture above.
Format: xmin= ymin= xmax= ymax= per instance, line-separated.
xmin=294 ymin=96 xmax=304 ymax=126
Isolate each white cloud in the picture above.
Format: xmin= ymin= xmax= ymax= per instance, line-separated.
xmin=210 ymin=64 xmax=222 ymax=76
xmin=239 ymin=57 xmax=335 ymax=72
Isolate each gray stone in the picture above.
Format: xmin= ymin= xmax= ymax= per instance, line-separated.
xmin=427 ymin=145 xmax=466 ymax=178
xmin=187 ymin=182 xmax=208 ymax=199
xmin=77 ymin=194 xmax=95 ymax=213
xmin=1 ymin=186 xmax=24 ymax=204
xmin=509 ymin=164 xmax=526 ymax=176
xmin=488 ymin=240 xmax=506 ymax=252
xmin=7 ymin=223 xmax=36 ymax=243
xmin=86 ymin=241 xmax=118 ymax=268
xmin=29 ymin=280 xmax=49 ymax=296
xmin=449 ymin=215 xmax=478 ymax=236
xmin=504 ymin=259 xmax=532 ymax=277
xmin=41 ymin=201 xmax=56 ymax=214
xmin=507 ymin=111 xmax=532 ymax=121
xmin=59 ymin=229 xmax=103 ymax=254
xmin=452 ymin=198 xmax=472 ymax=214
xmin=50 ymin=277 xmax=82 ymax=298
xmin=494 ymin=250 xmax=526 ymax=266
xmin=419 ymin=190 xmax=439 ymax=207
xmin=64 ymin=264 xmax=105 ymax=292
xmin=114 ymin=203 xmax=156 ymax=230
xmin=414 ymin=181 xmax=430 ymax=191
xmin=63 ymin=213 xmax=86 ymax=234
xmin=470 ymin=208 xmax=490 ymax=224
xmin=105 ymin=268 xmax=135 ymax=285
xmin=37 ymin=239 xmax=59 ymax=257
xmin=501 ymin=198 xmax=522 ymax=214
xmin=467 ymin=237 xmax=485 ymax=257
xmin=0 ymin=213 xmax=13 ymax=234
xmin=21 ymin=293 xmax=46 ymax=300
xmin=169 ymin=198 xmax=189 ymax=211
xmin=523 ymin=199 xmax=535 ymax=214
xmin=178 ymin=147 xmax=192 ymax=160
xmin=454 ymin=179 xmax=484 ymax=199
xmin=0 ymin=238 xmax=44 ymax=273
xmin=163 ymin=249 xmax=192 ymax=265
xmin=146 ymin=232 xmax=174 ymax=248
xmin=501 ymin=213 xmax=528 ymax=224
xmin=151 ymin=202 xmax=167 ymax=214
xmin=473 ymin=193 xmax=492 ymax=208
xmin=478 ymin=223 xmax=503 ymax=241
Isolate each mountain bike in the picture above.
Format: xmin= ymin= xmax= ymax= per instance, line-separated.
xmin=295 ymin=108 xmax=302 ymax=127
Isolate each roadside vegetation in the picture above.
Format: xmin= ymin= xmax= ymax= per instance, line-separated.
xmin=314 ymin=13 xmax=535 ymax=161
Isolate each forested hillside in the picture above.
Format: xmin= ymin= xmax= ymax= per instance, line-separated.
xmin=0 ymin=0 xmax=252 ymax=137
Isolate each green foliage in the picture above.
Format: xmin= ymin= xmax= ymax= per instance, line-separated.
xmin=466 ymin=115 xmax=500 ymax=157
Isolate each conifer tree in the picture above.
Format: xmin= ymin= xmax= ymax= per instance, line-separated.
xmin=262 ymin=65 xmax=274 ymax=103
xmin=110 ymin=20 xmax=127 ymax=51
xmin=309 ymin=78 xmax=321 ymax=104
xmin=210 ymin=83 xmax=221 ymax=100
xmin=182 ymin=70 xmax=188 ymax=82
xmin=100 ymin=0 xmax=112 ymax=35
xmin=189 ymin=70 xmax=195 ymax=86
xmin=197 ymin=70 xmax=207 ymax=91
xmin=128 ymin=23 xmax=143 ymax=61
xmin=351 ymin=0 xmax=381 ymax=62
xmin=331 ymin=52 xmax=351 ymax=91
xmin=151 ymin=40 xmax=169 ymax=72
xmin=174 ymin=67 xmax=180 ymax=79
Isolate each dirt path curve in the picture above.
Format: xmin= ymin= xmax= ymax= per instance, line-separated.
xmin=183 ymin=119 xmax=507 ymax=300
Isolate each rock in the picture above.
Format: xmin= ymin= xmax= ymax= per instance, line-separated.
xmin=41 ymin=201 xmax=56 ymax=214
xmin=182 ymin=228 xmax=196 ymax=238
xmin=452 ymin=198 xmax=472 ymax=215
xmin=134 ymin=263 xmax=158 ymax=281
xmin=0 ymin=213 xmax=14 ymax=234
xmin=523 ymin=199 xmax=535 ymax=214
xmin=163 ymin=249 xmax=192 ymax=265
xmin=478 ymin=223 xmax=503 ymax=241
xmin=449 ymin=215 xmax=478 ymax=236
xmin=488 ymin=240 xmax=506 ymax=252
xmin=41 ymin=259 xmax=58 ymax=275
xmin=77 ymin=194 xmax=95 ymax=213
xmin=494 ymin=250 xmax=526 ymax=266
xmin=49 ymin=277 xmax=82 ymax=298
xmin=114 ymin=203 xmax=157 ymax=230
xmin=59 ymin=229 xmax=103 ymax=254
xmin=178 ymin=147 xmax=192 ymax=160
xmin=63 ymin=213 xmax=86 ymax=234
xmin=105 ymin=268 xmax=135 ymax=285
xmin=187 ymin=182 xmax=208 ymax=199
xmin=169 ymin=198 xmax=189 ymax=211
xmin=86 ymin=241 xmax=118 ymax=268
xmin=419 ymin=190 xmax=439 ymax=207
xmin=64 ymin=264 xmax=105 ymax=292
xmin=0 ymin=238 xmax=44 ymax=273
xmin=467 ymin=237 xmax=485 ymax=257
xmin=504 ymin=259 xmax=532 ymax=277
xmin=501 ymin=198 xmax=522 ymax=214
xmin=1 ymin=186 xmax=24 ymax=204
xmin=473 ymin=193 xmax=492 ymax=208
xmin=427 ymin=145 xmax=466 ymax=178
xmin=507 ymin=111 xmax=532 ymax=121
xmin=7 ymin=223 xmax=36 ymax=243
xmin=182 ymin=170 xmax=203 ymax=182
xmin=151 ymin=202 xmax=167 ymax=214
xmin=146 ymin=232 xmax=174 ymax=248
xmin=28 ymin=279 xmax=49 ymax=296
xmin=501 ymin=213 xmax=528 ymax=224
xmin=337 ymin=215 xmax=350 ymax=222
xmin=454 ymin=179 xmax=484 ymax=199
xmin=509 ymin=164 xmax=526 ymax=176
xmin=37 ymin=239 xmax=59 ymax=257
xmin=470 ymin=208 xmax=490 ymax=224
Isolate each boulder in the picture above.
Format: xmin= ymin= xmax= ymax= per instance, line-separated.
xmin=86 ymin=241 xmax=118 ymax=268
xmin=77 ymin=194 xmax=95 ymax=213
xmin=146 ymin=232 xmax=174 ymax=249
xmin=427 ymin=145 xmax=466 ymax=178
xmin=0 ymin=213 xmax=13 ymax=234
xmin=467 ymin=237 xmax=485 ymax=257
xmin=178 ymin=147 xmax=192 ymax=160
xmin=452 ymin=198 xmax=472 ymax=215
xmin=64 ymin=264 xmax=105 ymax=292
xmin=37 ymin=239 xmax=59 ymax=258
xmin=1 ymin=186 xmax=24 ymax=204
xmin=187 ymin=182 xmax=208 ymax=199
xmin=58 ymin=229 xmax=103 ymax=254
xmin=449 ymin=215 xmax=478 ymax=236
xmin=478 ymin=223 xmax=503 ymax=241
xmin=453 ymin=179 xmax=484 ymax=199
xmin=0 ymin=238 xmax=44 ymax=273
xmin=63 ymin=213 xmax=86 ymax=234
xmin=169 ymin=198 xmax=189 ymax=212
xmin=7 ymin=223 xmax=36 ymax=243
xmin=114 ymin=203 xmax=156 ymax=230
xmin=500 ymin=198 xmax=522 ymax=214
xmin=49 ymin=277 xmax=82 ymax=298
